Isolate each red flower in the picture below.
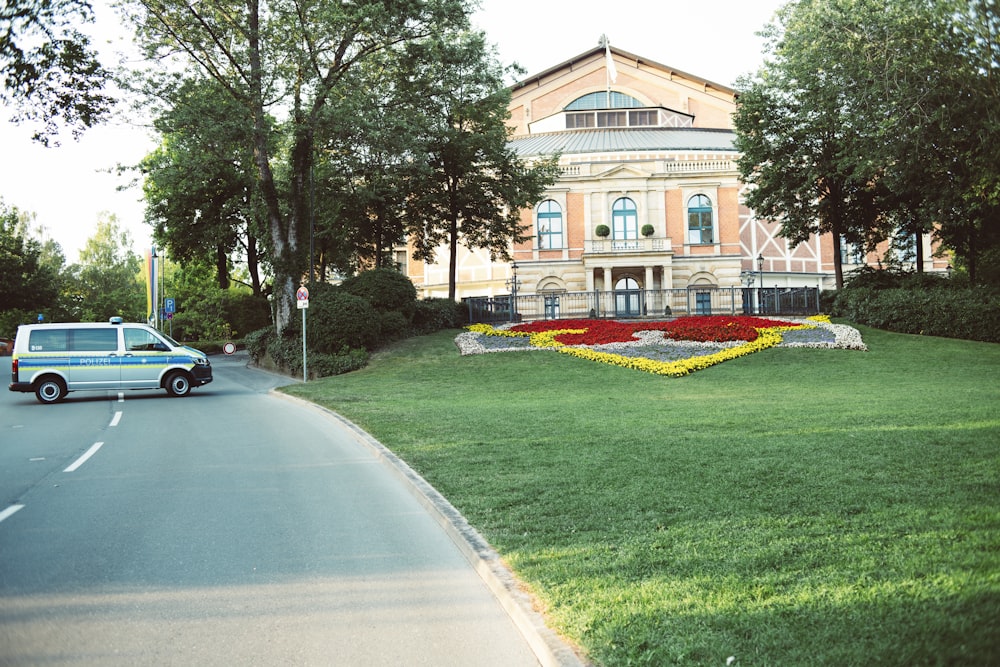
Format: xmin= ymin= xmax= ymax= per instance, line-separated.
xmin=510 ymin=316 xmax=795 ymax=345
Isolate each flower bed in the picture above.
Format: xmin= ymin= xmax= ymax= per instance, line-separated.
xmin=456 ymin=315 xmax=866 ymax=377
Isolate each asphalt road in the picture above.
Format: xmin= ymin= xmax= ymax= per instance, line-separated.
xmin=0 ymin=352 xmax=552 ymax=666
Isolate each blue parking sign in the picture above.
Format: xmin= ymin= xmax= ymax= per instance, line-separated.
xmin=164 ymin=298 xmax=176 ymax=314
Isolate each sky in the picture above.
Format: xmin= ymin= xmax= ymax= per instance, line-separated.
xmin=0 ymin=0 xmax=787 ymax=262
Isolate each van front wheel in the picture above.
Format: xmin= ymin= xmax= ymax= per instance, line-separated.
xmin=35 ymin=377 xmax=67 ymax=404
xmin=165 ymin=372 xmax=192 ymax=397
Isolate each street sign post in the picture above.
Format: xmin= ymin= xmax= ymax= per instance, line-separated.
xmin=296 ymin=286 xmax=309 ymax=382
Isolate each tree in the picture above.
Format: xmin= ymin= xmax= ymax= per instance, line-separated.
xmin=402 ymin=31 xmax=559 ymax=300
xmin=733 ymin=0 xmax=891 ymax=289
xmin=0 ymin=200 xmax=63 ymax=332
xmin=735 ymin=0 xmax=1000 ymax=286
xmin=140 ymin=77 xmax=269 ymax=295
xmin=127 ymin=0 xmax=470 ymax=332
xmin=315 ymin=51 xmax=424 ymax=275
xmin=65 ymin=214 xmax=145 ymax=322
xmin=0 ymin=0 xmax=114 ymax=143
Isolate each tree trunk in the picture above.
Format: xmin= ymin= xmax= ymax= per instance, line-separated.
xmin=215 ymin=243 xmax=230 ymax=289
xmin=249 ymin=0 xmax=295 ymax=332
xmin=447 ymin=213 xmax=459 ymax=301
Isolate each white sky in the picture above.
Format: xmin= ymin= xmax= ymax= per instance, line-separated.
xmin=0 ymin=0 xmax=786 ymax=262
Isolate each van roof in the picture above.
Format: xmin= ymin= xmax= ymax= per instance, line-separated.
xmin=19 ymin=321 xmax=150 ymax=329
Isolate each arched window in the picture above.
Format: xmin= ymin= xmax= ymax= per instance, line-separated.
xmin=565 ymin=91 xmax=644 ymax=110
xmin=612 ymin=197 xmax=638 ymax=241
xmin=687 ymin=194 xmax=714 ymax=244
xmin=537 ymin=200 xmax=563 ymax=249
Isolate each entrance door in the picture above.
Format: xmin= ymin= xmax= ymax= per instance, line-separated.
xmin=614 ymin=277 xmax=641 ymax=317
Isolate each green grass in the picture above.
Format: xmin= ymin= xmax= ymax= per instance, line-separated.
xmin=281 ymin=324 xmax=1000 ymax=666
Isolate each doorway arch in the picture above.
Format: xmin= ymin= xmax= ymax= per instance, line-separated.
xmin=614 ymin=276 xmax=641 ymax=317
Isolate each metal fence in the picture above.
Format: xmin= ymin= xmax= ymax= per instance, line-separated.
xmin=464 ymin=287 xmax=820 ymax=323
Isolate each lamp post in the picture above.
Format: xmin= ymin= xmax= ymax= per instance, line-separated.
xmin=756 ymin=253 xmax=765 ymax=315
xmin=505 ymin=262 xmax=521 ymax=323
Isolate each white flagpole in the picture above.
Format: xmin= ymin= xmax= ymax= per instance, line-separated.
xmin=602 ymin=34 xmax=617 ymax=108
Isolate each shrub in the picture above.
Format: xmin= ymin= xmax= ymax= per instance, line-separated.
xmin=595 ymin=224 xmax=610 ymax=237
xmin=413 ymin=298 xmax=466 ymax=333
xmin=303 ymin=284 xmax=381 ymax=352
xmin=223 ymin=293 xmax=271 ymax=338
xmin=243 ymin=327 xmax=273 ymax=364
xmin=340 ymin=268 xmax=418 ymax=319
xmin=377 ymin=310 xmax=410 ymax=345
xmin=641 ymin=224 xmax=654 ymax=237
xmin=832 ymin=285 xmax=1000 ymax=343
xmin=308 ymin=348 xmax=370 ymax=377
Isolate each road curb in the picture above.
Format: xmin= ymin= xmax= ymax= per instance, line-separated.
xmin=273 ymin=390 xmax=587 ymax=667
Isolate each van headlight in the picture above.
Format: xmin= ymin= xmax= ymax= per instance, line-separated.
xmin=193 ymin=357 xmax=210 ymax=366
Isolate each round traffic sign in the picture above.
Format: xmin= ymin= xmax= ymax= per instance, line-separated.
xmin=296 ymin=286 xmax=309 ymax=301
xmin=223 ymin=342 xmax=236 ymax=355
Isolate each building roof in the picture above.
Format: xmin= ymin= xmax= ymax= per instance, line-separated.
xmin=511 ymin=45 xmax=736 ymax=98
xmin=509 ymin=127 xmax=737 ymax=157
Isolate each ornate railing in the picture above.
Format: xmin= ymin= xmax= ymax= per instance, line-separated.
xmin=464 ymin=287 xmax=820 ymax=324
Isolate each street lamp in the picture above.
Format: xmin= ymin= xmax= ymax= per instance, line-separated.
xmin=505 ymin=262 xmax=521 ymax=323
xmin=756 ymin=254 xmax=765 ymax=315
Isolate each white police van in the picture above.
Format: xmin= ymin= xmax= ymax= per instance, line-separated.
xmin=8 ymin=318 xmax=212 ymax=403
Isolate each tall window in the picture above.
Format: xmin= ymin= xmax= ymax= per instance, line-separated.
xmin=612 ymin=197 xmax=638 ymax=240
xmin=687 ymin=194 xmax=714 ymax=244
xmin=537 ymin=200 xmax=563 ymax=249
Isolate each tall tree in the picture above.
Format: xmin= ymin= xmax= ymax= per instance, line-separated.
xmin=127 ymin=0 xmax=470 ymax=332
xmin=0 ymin=200 xmax=62 ymax=329
xmin=735 ymin=0 xmax=1000 ymax=285
xmin=733 ymin=0 xmax=890 ymax=289
xmin=140 ymin=77 xmax=269 ymax=295
xmin=65 ymin=214 xmax=144 ymax=322
xmin=0 ymin=0 xmax=113 ymax=143
xmin=402 ymin=31 xmax=559 ymax=300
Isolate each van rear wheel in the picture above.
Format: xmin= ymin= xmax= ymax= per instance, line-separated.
xmin=165 ymin=371 xmax=192 ymax=397
xmin=35 ymin=377 xmax=67 ymax=404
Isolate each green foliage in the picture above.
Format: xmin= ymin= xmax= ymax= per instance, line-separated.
xmin=0 ymin=0 xmax=113 ymax=143
xmin=307 ymin=348 xmax=370 ymax=378
xmin=339 ymin=268 xmax=418 ymax=319
xmin=299 ymin=283 xmax=381 ymax=352
xmin=832 ymin=285 xmax=1000 ymax=343
xmin=412 ymin=298 xmax=465 ymax=333
xmin=831 ymin=270 xmax=1000 ymax=342
xmin=242 ymin=326 xmax=272 ymax=365
xmin=595 ymin=224 xmax=610 ymax=238
xmin=0 ymin=200 xmax=62 ymax=332
xmin=141 ymin=77 xmax=269 ymax=294
xmin=66 ymin=215 xmax=145 ymax=322
xmin=132 ymin=0 xmax=471 ymax=333
xmin=244 ymin=324 xmax=369 ymax=379
xmin=735 ymin=0 xmax=1000 ymax=285
xmin=401 ymin=30 xmax=560 ymax=299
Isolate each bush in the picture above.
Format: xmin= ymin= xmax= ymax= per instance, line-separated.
xmin=413 ymin=298 xmax=466 ymax=333
xmin=377 ymin=310 xmax=410 ymax=345
xmin=302 ymin=284 xmax=382 ymax=352
xmin=244 ymin=327 xmax=273 ymax=365
xmin=308 ymin=348 xmax=370 ymax=377
xmin=832 ymin=284 xmax=1000 ymax=343
xmin=340 ymin=268 xmax=417 ymax=319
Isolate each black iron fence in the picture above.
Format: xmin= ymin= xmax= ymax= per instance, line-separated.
xmin=464 ymin=287 xmax=820 ymax=324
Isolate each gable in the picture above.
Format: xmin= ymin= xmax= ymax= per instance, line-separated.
xmin=508 ymin=46 xmax=737 ymax=137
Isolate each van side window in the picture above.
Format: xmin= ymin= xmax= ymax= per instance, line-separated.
xmin=124 ymin=328 xmax=169 ymax=352
xmin=70 ymin=329 xmax=119 ymax=351
xmin=29 ymin=329 xmax=69 ymax=352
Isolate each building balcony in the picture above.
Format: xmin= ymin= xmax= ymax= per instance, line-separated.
xmin=585 ymin=238 xmax=672 ymax=254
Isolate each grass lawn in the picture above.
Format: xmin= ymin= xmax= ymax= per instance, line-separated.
xmin=280 ymin=323 xmax=1000 ymax=666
